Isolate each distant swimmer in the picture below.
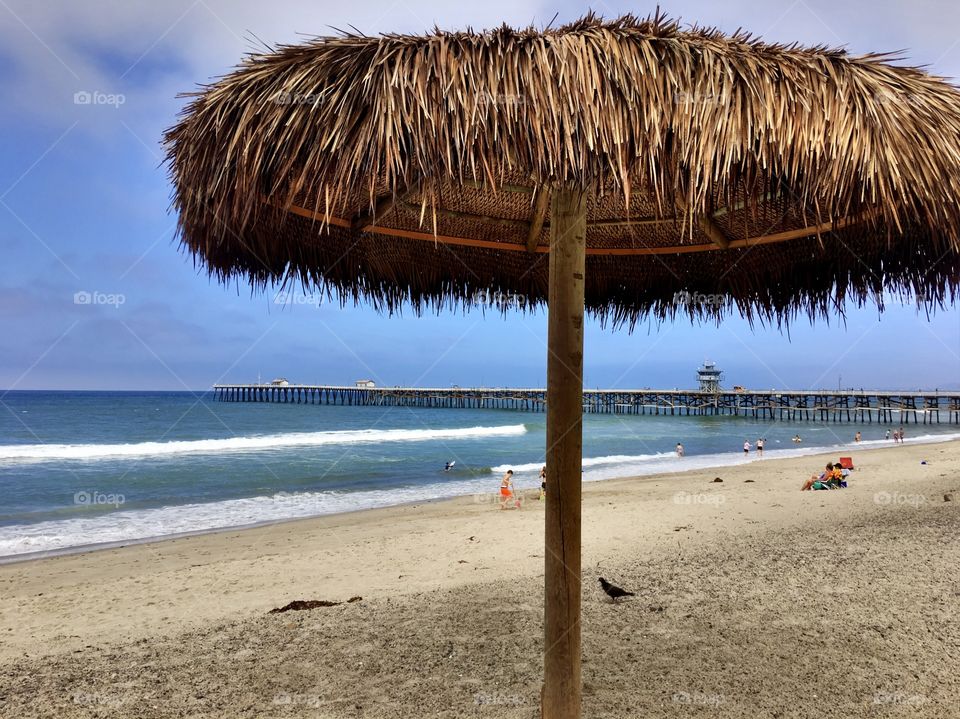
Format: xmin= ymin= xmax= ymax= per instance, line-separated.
xmin=444 ymin=461 xmax=456 ymax=472
xmin=675 ymin=443 xmax=685 ymax=457
xmin=792 ymin=434 xmax=803 ymax=443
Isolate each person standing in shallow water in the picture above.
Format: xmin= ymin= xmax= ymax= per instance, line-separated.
xmin=756 ymin=438 xmax=764 ymax=456
xmin=743 ymin=440 xmax=751 ymax=455
xmin=675 ymin=443 xmax=684 ymax=457
xmin=855 ymin=431 xmax=862 ymax=443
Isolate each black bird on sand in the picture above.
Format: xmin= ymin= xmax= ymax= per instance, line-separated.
xmin=598 ymin=577 xmax=635 ymax=601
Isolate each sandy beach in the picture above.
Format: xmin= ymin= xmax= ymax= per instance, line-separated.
xmin=1 ymin=440 xmax=958 ymax=717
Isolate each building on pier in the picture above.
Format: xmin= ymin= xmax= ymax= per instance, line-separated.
xmin=697 ymin=361 xmax=723 ymax=394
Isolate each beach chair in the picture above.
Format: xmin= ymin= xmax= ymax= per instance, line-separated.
xmin=838 ymin=457 xmax=854 ymax=470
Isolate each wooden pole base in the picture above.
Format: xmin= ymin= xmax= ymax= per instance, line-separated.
xmin=542 ymin=186 xmax=586 ymax=719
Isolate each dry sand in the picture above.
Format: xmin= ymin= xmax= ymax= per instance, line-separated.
xmin=1 ymin=440 xmax=958 ymax=717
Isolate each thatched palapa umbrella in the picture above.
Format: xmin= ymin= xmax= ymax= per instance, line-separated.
xmin=166 ymin=14 xmax=960 ymax=718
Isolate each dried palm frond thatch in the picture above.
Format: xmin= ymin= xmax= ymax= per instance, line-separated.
xmin=165 ymin=12 xmax=960 ymax=325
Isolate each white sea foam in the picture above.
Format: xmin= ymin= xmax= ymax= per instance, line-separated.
xmin=1 ymin=430 xmax=957 ymax=559
xmin=0 ymin=478 xmax=498 ymax=558
xmin=491 ymin=453 xmax=674 ymax=474
xmin=0 ymin=424 xmax=528 ymax=463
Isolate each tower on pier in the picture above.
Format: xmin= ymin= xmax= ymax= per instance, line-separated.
xmin=697 ymin=361 xmax=723 ymax=393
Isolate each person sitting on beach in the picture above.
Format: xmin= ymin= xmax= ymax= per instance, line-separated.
xmin=839 ymin=464 xmax=851 ymax=486
xmin=802 ymin=463 xmax=835 ymax=491
xmin=500 ymin=470 xmax=520 ymax=509
xmin=827 ymin=463 xmax=845 ymax=488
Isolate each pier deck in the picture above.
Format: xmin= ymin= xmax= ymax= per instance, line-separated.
xmin=212 ymin=385 xmax=960 ymax=424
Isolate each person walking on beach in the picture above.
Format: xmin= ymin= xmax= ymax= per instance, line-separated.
xmin=743 ymin=440 xmax=751 ymax=455
xmin=675 ymin=443 xmax=684 ymax=457
xmin=756 ymin=438 xmax=764 ymax=456
xmin=500 ymin=469 xmax=520 ymax=510
xmin=538 ymin=465 xmax=547 ymax=500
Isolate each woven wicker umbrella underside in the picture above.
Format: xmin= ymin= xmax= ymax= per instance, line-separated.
xmin=197 ymin=174 xmax=955 ymax=325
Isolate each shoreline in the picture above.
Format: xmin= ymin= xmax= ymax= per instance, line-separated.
xmin=0 ymin=497 xmax=456 ymax=566
xmin=2 ymin=432 xmax=957 ymax=565
xmin=2 ymin=440 xmax=958 ymax=658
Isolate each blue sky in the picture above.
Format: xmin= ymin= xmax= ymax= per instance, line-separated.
xmin=0 ymin=0 xmax=958 ymax=391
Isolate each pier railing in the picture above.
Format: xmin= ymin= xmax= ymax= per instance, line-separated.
xmin=211 ymin=384 xmax=960 ymax=424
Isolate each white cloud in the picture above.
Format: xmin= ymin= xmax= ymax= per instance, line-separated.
xmin=0 ymin=0 xmax=554 ymax=148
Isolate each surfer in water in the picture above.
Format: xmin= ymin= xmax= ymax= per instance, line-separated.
xmin=444 ymin=461 xmax=456 ymax=472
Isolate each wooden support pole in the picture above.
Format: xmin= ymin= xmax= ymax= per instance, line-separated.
xmin=350 ymin=190 xmax=400 ymax=231
xmin=527 ymin=186 xmax=551 ymax=252
xmin=543 ymin=186 xmax=586 ymax=719
xmin=350 ymin=183 xmax=423 ymax=231
xmin=675 ymin=195 xmax=730 ymax=249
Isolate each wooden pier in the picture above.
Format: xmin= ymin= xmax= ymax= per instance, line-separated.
xmin=212 ymin=385 xmax=960 ymax=424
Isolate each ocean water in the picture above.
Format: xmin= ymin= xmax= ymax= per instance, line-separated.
xmin=1 ymin=390 xmax=957 ymax=559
